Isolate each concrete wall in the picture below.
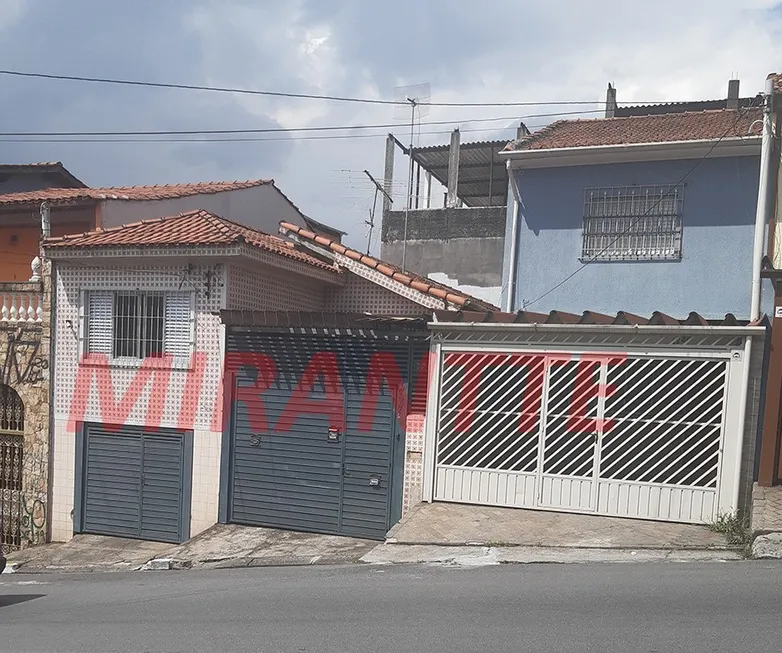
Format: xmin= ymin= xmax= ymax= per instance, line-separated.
xmin=381 ymin=238 xmax=504 ymax=288
xmin=381 ymin=205 xmax=506 ymax=305
xmin=99 ymin=185 xmax=308 ymax=235
xmin=503 ymin=156 xmax=763 ymax=319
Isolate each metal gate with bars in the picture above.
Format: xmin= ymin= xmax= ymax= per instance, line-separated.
xmin=431 ymin=348 xmax=743 ymax=524
xmin=1 ymin=383 xmax=25 ymax=553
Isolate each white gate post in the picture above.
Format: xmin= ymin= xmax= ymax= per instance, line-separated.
xmin=421 ymin=341 xmax=443 ymax=503
xmin=717 ymin=342 xmax=751 ymax=517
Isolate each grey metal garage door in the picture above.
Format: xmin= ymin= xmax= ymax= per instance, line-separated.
xmin=77 ymin=424 xmax=192 ymax=543
xmin=224 ymin=331 xmax=426 ymax=540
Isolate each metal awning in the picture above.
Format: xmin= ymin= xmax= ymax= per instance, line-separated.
xmin=399 ymin=137 xmax=511 ymax=208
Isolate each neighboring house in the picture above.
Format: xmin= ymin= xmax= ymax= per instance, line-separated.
xmin=0 ymin=162 xmax=86 ymax=194
xmin=499 ymin=78 xmax=767 ymax=319
xmin=380 ymin=127 xmax=529 ymax=307
xmin=0 ymin=176 xmax=342 ymax=554
xmin=42 ymin=210 xmax=494 ymax=545
xmin=0 ymin=178 xmax=341 ymax=282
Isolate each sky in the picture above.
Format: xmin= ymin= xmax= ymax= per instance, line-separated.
xmin=1 ymin=0 xmax=781 ymax=251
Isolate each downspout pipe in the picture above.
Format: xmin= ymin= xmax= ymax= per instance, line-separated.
xmin=734 ymin=78 xmax=776 ymax=514
xmin=505 ymin=160 xmax=522 ymax=313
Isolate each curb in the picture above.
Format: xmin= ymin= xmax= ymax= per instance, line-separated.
xmin=7 ymin=555 xmax=369 ymax=574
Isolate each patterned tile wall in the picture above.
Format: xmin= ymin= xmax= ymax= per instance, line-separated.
xmin=324 ymin=272 xmax=426 ymax=315
xmin=190 ymin=430 xmax=222 ymax=536
xmin=402 ymin=413 xmax=426 ymax=515
xmin=226 ymin=263 xmax=325 ymax=311
xmin=53 ymin=263 xmax=225 ymax=432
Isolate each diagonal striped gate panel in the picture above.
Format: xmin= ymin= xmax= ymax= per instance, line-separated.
xmin=434 ymin=351 xmax=731 ymax=523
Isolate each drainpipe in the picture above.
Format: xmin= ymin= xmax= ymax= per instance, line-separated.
xmin=505 ymin=160 xmax=522 ymax=313
xmin=733 ymin=78 xmax=776 ymax=514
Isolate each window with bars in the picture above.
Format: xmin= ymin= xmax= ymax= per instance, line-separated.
xmin=581 ymin=185 xmax=684 ymax=261
xmin=85 ymin=290 xmax=194 ymax=362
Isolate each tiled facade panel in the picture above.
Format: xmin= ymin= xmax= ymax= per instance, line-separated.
xmin=225 ymin=263 xmax=325 ymax=311
xmin=53 ymin=263 xmax=225 ymax=431
xmin=403 ymin=414 xmax=426 ymax=515
xmin=324 ymin=272 xmax=426 ymax=315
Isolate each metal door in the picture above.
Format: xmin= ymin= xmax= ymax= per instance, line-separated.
xmin=79 ymin=424 xmax=190 ymax=543
xmin=225 ymin=332 xmax=419 ymax=540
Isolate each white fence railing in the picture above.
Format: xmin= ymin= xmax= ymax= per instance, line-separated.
xmin=0 ymin=292 xmax=44 ymax=324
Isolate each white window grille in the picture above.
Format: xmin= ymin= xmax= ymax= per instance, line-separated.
xmin=85 ymin=290 xmax=194 ymax=362
xmin=582 ymin=185 xmax=684 ymax=261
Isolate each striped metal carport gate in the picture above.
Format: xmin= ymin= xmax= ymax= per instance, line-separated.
xmin=422 ymin=311 xmax=765 ymax=525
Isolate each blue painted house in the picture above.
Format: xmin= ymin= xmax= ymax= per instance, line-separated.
xmin=499 ymin=82 xmax=768 ymax=320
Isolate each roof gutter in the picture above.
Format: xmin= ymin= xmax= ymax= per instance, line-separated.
xmin=427 ymin=321 xmax=765 ymax=337
xmin=504 ymin=136 xmax=761 ymax=169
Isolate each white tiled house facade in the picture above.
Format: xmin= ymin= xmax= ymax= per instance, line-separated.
xmin=50 ymin=256 xmax=445 ymax=542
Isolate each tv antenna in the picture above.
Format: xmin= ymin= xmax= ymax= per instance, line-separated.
xmin=393 ymin=82 xmax=431 ymax=271
xmin=363 ymin=169 xmax=393 ymax=255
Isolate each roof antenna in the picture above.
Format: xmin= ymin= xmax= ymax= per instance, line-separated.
xmin=393 ymin=82 xmax=431 ymax=271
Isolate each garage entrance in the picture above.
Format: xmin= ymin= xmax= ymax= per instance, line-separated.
xmin=76 ymin=424 xmax=192 ymax=543
xmin=426 ymin=311 xmax=763 ymax=525
xmin=221 ymin=317 xmax=428 ymax=541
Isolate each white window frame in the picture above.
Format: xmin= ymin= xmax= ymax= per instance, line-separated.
xmin=581 ymin=184 xmax=684 ymax=262
xmin=79 ymin=288 xmax=196 ymax=369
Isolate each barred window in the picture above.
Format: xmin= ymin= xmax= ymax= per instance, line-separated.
xmin=582 ymin=185 xmax=683 ymax=261
xmin=86 ymin=290 xmax=194 ymax=362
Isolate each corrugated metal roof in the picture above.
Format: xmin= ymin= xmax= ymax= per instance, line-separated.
xmin=407 ymin=139 xmax=510 ymax=208
xmin=220 ymin=310 xmax=430 ymax=331
xmin=432 ymin=309 xmax=762 ymax=327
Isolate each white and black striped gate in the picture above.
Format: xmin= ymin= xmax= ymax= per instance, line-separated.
xmin=430 ymin=343 xmax=747 ymax=524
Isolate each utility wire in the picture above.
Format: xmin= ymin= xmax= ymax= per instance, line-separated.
xmin=0 ymin=69 xmax=618 ymax=107
xmin=0 ymin=122 xmax=556 ymax=144
xmin=521 ymin=96 xmax=763 ymax=310
xmin=0 ymin=109 xmax=602 ymax=138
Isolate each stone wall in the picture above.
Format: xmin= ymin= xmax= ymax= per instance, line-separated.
xmin=0 ymin=263 xmax=51 ymax=550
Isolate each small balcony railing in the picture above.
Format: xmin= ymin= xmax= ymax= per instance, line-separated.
xmin=0 ymin=257 xmax=45 ymax=324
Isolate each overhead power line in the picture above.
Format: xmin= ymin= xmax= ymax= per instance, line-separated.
xmin=0 ymin=68 xmax=650 ymax=108
xmin=0 ymin=109 xmax=603 ymax=138
xmin=0 ymin=122 xmax=553 ymax=144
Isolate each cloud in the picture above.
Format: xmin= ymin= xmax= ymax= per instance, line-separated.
xmin=1 ymin=0 xmax=781 ymax=249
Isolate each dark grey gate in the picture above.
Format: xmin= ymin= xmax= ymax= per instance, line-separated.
xmin=77 ymin=424 xmax=192 ymax=544
xmin=224 ymin=329 xmax=427 ymax=540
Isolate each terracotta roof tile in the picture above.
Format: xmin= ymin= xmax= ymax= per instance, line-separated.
xmin=434 ymin=309 xmax=762 ymax=327
xmin=43 ymin=209 xmax=337 ymax=272
xmin=279 ymin=221 xmax=499 ymax=311
xmin=503 ymin=107 xmax=763 ymax=152
xmin=0 ymin=179 xmax=271 ymax=205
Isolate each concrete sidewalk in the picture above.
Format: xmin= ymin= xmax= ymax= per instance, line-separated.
xmin=5 ymin=503 xmax=749 ymax=574
xmin=5 ymin=525 xmax=377 ymax=574
xmin=360 ymin=502 xmax=744 ymax=565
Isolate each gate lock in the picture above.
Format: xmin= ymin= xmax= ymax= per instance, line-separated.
xmin=369 ymin=474 xmax=381 ymax=488
xmin=327 ymin=427 xmax=340 ymax=443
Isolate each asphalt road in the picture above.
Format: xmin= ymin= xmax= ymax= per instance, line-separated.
xmin=2 ymin=561 xmax=782 ymax=652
